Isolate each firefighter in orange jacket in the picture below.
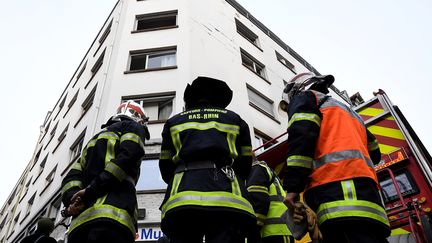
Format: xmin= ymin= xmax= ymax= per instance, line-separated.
xmin=279 ymin=73 xmax=390 ymax=243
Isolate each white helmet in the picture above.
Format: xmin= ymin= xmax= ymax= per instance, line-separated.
xmin=115 ymin=100 xmax=149 ymax=125
xmin=279 ymin=72 xmax=334 ymax=112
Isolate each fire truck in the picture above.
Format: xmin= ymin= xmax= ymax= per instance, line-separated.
xmin=255 ymin=90 xmax=432 ymax=243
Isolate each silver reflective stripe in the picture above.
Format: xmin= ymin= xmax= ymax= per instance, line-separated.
xmin=341 ymin=180 xmax=357 ymax=200
xmin=318 ymin=95 xmax=365 ymax=126
xmin=288 ymin=112 xmax=321 ymax=128
xmin=317 ymin=204 xmax=388 ymax=225
xmin=105 ymin=162 xmax=127 ymax=181
xmin=62 ymin=180 xmax=83 ymax=193
xmin=170 ymin=121 xmax=240 ymax=135
xmin=162 ymin=194 xmax=253 ymax=215
xmin=70 ymin=204 xmax=135 ymax=237
xmin=171 ymin=172 xmax=184 ymax=196
xmin=287 ymin=155 xmax=313 ymax=169
xmin=160 ymin=150 xmax=174 ymax=160
xmin=120 ymin=133 xmax=145 ymax=151
xmin=314 ymin=149 xmax=374 ymax=169
xmin=231 ymin=176 xmax=241 ymax=196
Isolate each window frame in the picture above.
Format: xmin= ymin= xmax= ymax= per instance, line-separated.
xmin=122 ymin=91 xmax=175 ymax=123
xmin=73 ymin=62 xmax=87 ymax=88
xmin=240 ymin=48 xmax=268 ymax=82
xmin=94 ymin=19 xmax=113 ymax=57
xmin=132 ymin=10 xmax=178 ymax=33
xmin=275 ymin=51 xmax=296 ymax=74
xmin=235 ymin=19 xmax=261 ymax=50
xmin=86 ymin=49 xmax=106 ymax=88
xmin=125 ymin=46 xmax=177 ymax=74
xmin=246 ymin=84 xmax=279 ymax=123
xmin=74 ymin=85 xmax=97 ymax=128
xmin=62 ymin=128 xmax=87 ymax=176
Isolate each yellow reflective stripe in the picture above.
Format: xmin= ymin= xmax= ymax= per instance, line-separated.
xmin=69 ymin=204 xmax=135 ymax=237
xmin=97 ymin=132 xmax=119 ymax=140
xmin=71 ymin=161 xmax=83 ymax=171
xmin=160 ymin=150 xmax=174 ymax=160
xmin=341 ymin=180 xmax=357 ymax=200
xmin=171 ymin=172 xmax=184 ymax=196
xmin=288 ymin=112 xmax=321 ymax=128
xmin=161 ymin=191 xmax=254 ymax=219
xmin=170 ymin=121 xmax=240 ymax=135
xmin=256 ymin=213 xmax=267 ymax=226
xmin=232 ymin=176 xmax=241 ymax=196
xmin=105 ymin=136 xmax=117 ymax=166
xmin=317 ymin=200 xmax=389 ymax=226
xmin=62 ymin=180 xmax=83 ymax=194
xmin=171 ymin=132 xmax=182 ymax=163
xmin=120 ymin=133 xmax=145 ymax=150
xmin=247 ymin=185 xmax=269 ymax=195
xmin=241 ymin=146 xmax=252 ymax=156
xmin=227 ymin=133 xmax=238 ymax=158
xmin=105 ymin=162 xmax=127 ymax=181
xmin=368 ymin=139 xmax=380 ymax=151
xmin=286 ymin=155 xmax=313 ymax=169
xmin=170 ymin=121 xmax=241 ymax=162
xmin=87 ymin=139 xmax=97 ymax=148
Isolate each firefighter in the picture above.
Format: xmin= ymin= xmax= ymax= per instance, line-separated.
xmin=21 ymin=218 xmax=57 ymax=243
xmin=279 ymin=72 xmax=390 ymax=243
xmin=159 ymin=76 xmax=256 ymax=243
xmin=247 ymin=158 xmax=294 ymax=243
xmin=61 ymin=100 xmax=150 ymax=243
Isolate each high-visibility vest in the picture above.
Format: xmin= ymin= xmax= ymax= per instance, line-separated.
xmin=307 ymin=90 xmax=378 ymax=190
xmin=257 ymin=163 xmax=292 ymax=238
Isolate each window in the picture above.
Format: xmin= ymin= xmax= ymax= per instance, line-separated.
xmin=32 ymin=148 xmax=42 ymax=169
xmin=34 ymin=155 xmax=48 ymax=183
xmin=0 ymin=215 xmax=7 ymax=229
xmin=253 ymin=129 xmax=276 ymax=153
xmin=73 ymin=62 xmax=87 ymax=88
xmin=136 ymin=158 xmax=167 ymax=191
xmin=70 ymin=130 xmax=85 ymax=164
xmin=54 ymin=94 xmax=67 ymax=120
xmin=82 ymin=86 xmax=97 ymax=115
xmin=127 ymin=46 xmax=177 ymax=73
xmin=235 ymin=19 xmax=260 ymax=48
xmin=65 ymin=89 xmax=79 ymax=118
xmin=57 ymin=124 xmax=69 ymax=144
xmin=45 ymin=166 xmax=57 ymax=187
xmin=47 ymin=196 xmax=62 ymax=223
xmin=247 ymin=84 xmax=275 ymax=117
xmin=275 ymin=51 xmax=295 ymax=73
xmin=25 ymin=193 xmax=36 ymax=216
xmin=240 ymin=49 xmax=267 ymax=80
xmin=99 ymin=19 xmax=112 ymax=45
xmin=380 ymin=170 xmax=419 ymax=203
xmin=134 ymin=10 xmax=177 ymax=32
xmin=11 ymin=212 xmax=20 ymax=229
xmin=122 ymin=92 xmax=175 ymax=122
xmin=45 ymin=122 xmax=58 ymax=148
xmin=87 ymin=49 xmax=105 ymax=87
xmin=20 ymin=177 xmax=32 ymax=201
xmin=75 ymin=86 xmax=97 ymax=127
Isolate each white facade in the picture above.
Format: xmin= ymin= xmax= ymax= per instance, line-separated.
xmin=0 ymin=0 xmax=350 ymax=242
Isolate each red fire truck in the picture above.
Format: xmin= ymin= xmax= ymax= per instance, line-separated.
xmin=255 ymin=90 xmax=432 ymax=243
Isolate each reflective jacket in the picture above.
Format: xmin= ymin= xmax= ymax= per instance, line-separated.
xmin=61 ymin=120 xmax=147 ymax=240
xmin=247 ymin=161 xmax=292 ymax=238
xmin=159 ymin=106 xmax=255 ymax=233
xmin=283 ymin=90 xmax=390 ymax=235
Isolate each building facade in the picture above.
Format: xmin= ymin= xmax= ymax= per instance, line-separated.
xmin=0 ymin=0 xmax=351 ymax=242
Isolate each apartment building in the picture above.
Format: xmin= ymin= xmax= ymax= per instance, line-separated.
xmin=0 ymin=0 xmax=351 ymax=242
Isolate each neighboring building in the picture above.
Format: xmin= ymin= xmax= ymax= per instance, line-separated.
xmin=0 ymin=0 xmax=351 ymax=242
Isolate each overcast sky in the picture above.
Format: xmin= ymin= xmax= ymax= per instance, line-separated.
xmin=0 ymin=0 xmax=431 ymax=206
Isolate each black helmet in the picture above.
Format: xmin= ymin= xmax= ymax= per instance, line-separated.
xmin=184 ymin=76 xmax=233 ymax=109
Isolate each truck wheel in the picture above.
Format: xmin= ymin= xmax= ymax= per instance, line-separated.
xmin=420 ymin=214 xmax=432 ymax=243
